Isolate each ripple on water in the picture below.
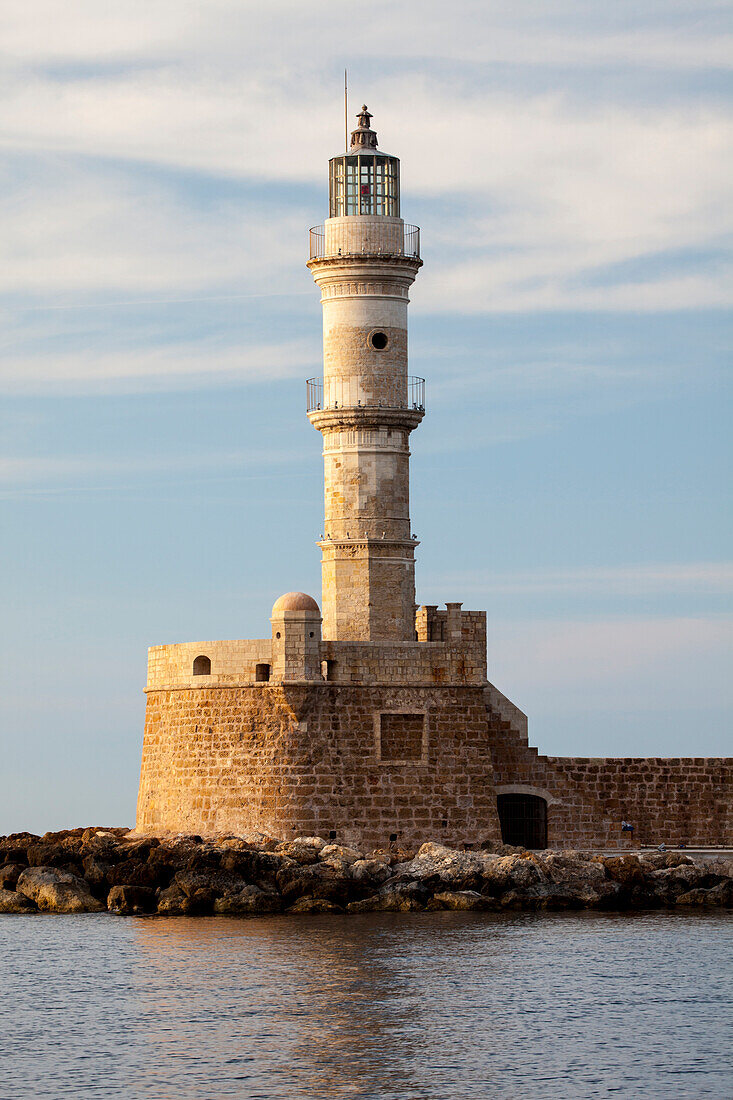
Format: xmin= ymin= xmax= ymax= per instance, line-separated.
xmin=0 ymin=910 xmax=731 ymax=1099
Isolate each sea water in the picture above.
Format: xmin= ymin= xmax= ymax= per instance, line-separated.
xmin=1 ymin=910 xmax=731 ymax=1099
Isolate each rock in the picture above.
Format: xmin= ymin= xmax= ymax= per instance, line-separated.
xmin=395 ymin=842 xmax=488 ymax=891
xmin=82 ymin=856 xmax=113 ymax=892
xmin=107 ymin=859 xmax=167 ymax=890
xmin=676 ymin=882 xmax=733 ymax=908
xmin=598 ymin=855 xmax=646 ymax=886
xmin=16 ymin=866 xmax=103 ymax=913
xmin=350 ymin=859 xmax=392 ymax=888
xmin=287 ymin=897 xmax=344 ymax=914
xmin=319 ymin=844 xmax=364 ymax=866
xmin=26 ymin=842 xmax=79 ymax=870
xmin=156 ymin=884 xmax=193 ymax=914
xmin=348 ymin=882 xmax=428 ymax=913
xmin=0 ymin=833 xmax=37 ymax=865
xmin=641 ymin=851 xmax=694 ymax=871
xmin=481 ymin=854 xmax=543 ymax=896
xmin=534 ymin=853 xmax=606 ymax=898
xmin=650 ymin=865 xmax=705 ymax=903
xmin=274 ymin=840 xmax=322 ymax=865
xmin=220 ymin=849 xmax=293 ymax=888
xmin=0 ymin=863 xmax=24 ymax=890
xmin=214 ymin=885 xmax=282 ymax=915
xmin=0 ymin=887 xmax=37 ymax=912
xmin=174 ymin=869 xmax=246 ymax=899
xmin=107 ymin=885 xmax=155 ymax=915
xmin=116 ymin=838 xmax=159 ymax=862
xmin=426 ymin=890 xmax=494 ymax=911
xmin=276 ymin=862 xmax=352 ymax=906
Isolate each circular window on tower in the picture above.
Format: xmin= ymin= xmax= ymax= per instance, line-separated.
xmin=368 ymin=330 xmax=389 ymax=351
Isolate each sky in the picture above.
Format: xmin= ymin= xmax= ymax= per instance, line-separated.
xmin=1 ymin=0 xmax=731 ymax=834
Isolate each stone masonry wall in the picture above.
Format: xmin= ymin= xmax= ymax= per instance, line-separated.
xmin=486 ymin=686 xmax=733 ymax=848
xmin=136 ymin=683 xmax=503 ymax=850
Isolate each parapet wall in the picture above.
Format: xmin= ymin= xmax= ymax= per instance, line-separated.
xmin=146 ymin=607 xmax=487 ymax=690
xmin=146 ymin=640 xmax=272 ymax=690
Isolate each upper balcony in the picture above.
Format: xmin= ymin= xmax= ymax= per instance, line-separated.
xmin=309 ymin=219 xmax=420 ymax=262
xmin=307 ymin=376 xmax=425 ymax=415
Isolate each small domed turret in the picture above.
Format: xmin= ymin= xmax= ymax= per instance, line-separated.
xmin=271 ymin=591 xmax=320 ymax=615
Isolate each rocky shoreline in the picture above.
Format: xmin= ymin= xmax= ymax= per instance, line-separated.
xmin=0 ymin=829 xmax=731 ymax=916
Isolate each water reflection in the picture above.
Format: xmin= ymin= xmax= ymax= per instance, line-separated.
xmin=1 ymin=911 xmax=731 ymax=1099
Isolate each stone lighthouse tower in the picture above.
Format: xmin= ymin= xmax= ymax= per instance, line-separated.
xmin=307 ymin=106 xmax=424 ymax=642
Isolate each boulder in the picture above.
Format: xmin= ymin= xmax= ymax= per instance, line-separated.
xmin=214 ymin=885 xmax=282 ymax=915
xmin=107 ymin=859 xmax=167 ymax=890
xmin=319 ymin=844 xmax=364 ymax=866
xmin=481 ymin=854 xmax=543 ymax=896
xmin=26 ymin=842 xmax=79 ymax=870
xmin=16 ymin=866 xmax=103 ymax=913
xmin=107 ymin=885 xmax=156 ymax=915
xmin=598 ymin=855 xmax=647 ymax=886
xmin=276 ymin=862 xmax=352 ymax=906
xmin=274 ymin=841 xmax=322 ymax=865
xmin=82 ymin=856 xmax=113 ymax=892
xmin=0 ymin=887 xmax=37 ymax=913
xmin=426 ymin=890 xmax=494 ymax=911
xmin=0 ymin=863 xmax=24 ymax=890
xmin=650 ymin=865 xmax=705 ymax=903
xmin=274 ymin=836 xmax=323 ymax=862
xmin=287 ymin=897 xmax=344 ymax=914
xmin=0 ymin=833 xmax=37 ymax=865
xmin=641 ymin=851 xmax=694 ymax=871
xmin=156 ymin=884 xmax=192 ymax=914
xmin=676 ymin=882 xmax=733 ymax=908
xmin=395 ymin=842 xmax=488 ymax=891
xmin=349 ymin=859 xmax=392 ymax=889
xmin=537 ymin=852 xmax=606 ymax=890
xmin=221 ymin=848 xmax=293 ymax=888
xmin=347 ymin=882 xmax=428 ymax=913
xmin=174 ymin=869 xmax=246 ymax=899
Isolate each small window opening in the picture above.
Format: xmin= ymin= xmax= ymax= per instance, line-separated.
xmin=329 ymin=830 xmax=337 ymax=840
xmin=369 ymin=330 xmax=388 ymax=351
xmin=255 ymin=663 xmax=270 ymax=683
xmin=309 ymin=631 xmax=314 ymax=638
xmin=275 ymin=631 xmax=281 ymax=639
xmin=389 ymin=833 xmax=398 ymax=843
xmin=441 ymin=819 xmax=448 ymax=828
xmin=192 ymin=655 xmax=211 ymax=676
xmin=322 ymin=659 xmax=337 ymax=681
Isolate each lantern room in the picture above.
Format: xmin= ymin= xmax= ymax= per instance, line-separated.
xmin=329 ymin=106 xmax=400 ymax=218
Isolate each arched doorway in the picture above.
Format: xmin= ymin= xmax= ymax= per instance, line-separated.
xmin=497 ymin=793 xmax=548 ymax=849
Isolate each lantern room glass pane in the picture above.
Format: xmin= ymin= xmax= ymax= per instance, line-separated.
xmin=329 ymin=154 xmax=400 ymax=218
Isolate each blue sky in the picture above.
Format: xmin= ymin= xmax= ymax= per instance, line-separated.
xmin=1 ymin=0 xmax=731 ymax=833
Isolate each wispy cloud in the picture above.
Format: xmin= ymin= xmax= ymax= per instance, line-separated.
xmin=0 ymin=336 xmax=318 ymax=394
xmin=487 ymin=613 xmax=733 ymax=713
xmin=430 ymin=562 xmax=733 ymax=597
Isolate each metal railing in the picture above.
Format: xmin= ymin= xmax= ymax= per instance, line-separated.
xmin=309 ymin=223 xmax=420 ymax=260
xmin=307 ymin=376 xmax=425 ymax=414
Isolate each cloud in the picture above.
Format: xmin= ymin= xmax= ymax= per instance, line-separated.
xmin=432 ymin=562 xmax=733 ymax=597
xmin=0 ymin=443 xmax=310 ymax=489
xmin=487 ymin=613 xmax=733 ymax=712
xmin=0 ymin=335 xmax=318 ymax=395
xmin=0 ymin=0 xmax=730 ymax=403
xmin=2 ymin=0 xmax=730 ymax=71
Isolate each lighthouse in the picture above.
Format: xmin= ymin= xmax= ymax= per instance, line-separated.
xmin=307 ymin=106 xmax=424 ymax=642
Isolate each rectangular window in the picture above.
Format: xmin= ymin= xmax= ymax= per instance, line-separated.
xmin=377 ymin=713 xmax=427 ymax=764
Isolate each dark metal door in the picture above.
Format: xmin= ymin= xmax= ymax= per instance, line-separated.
xmin=497 ymin=794 xmax=548 ymax=849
